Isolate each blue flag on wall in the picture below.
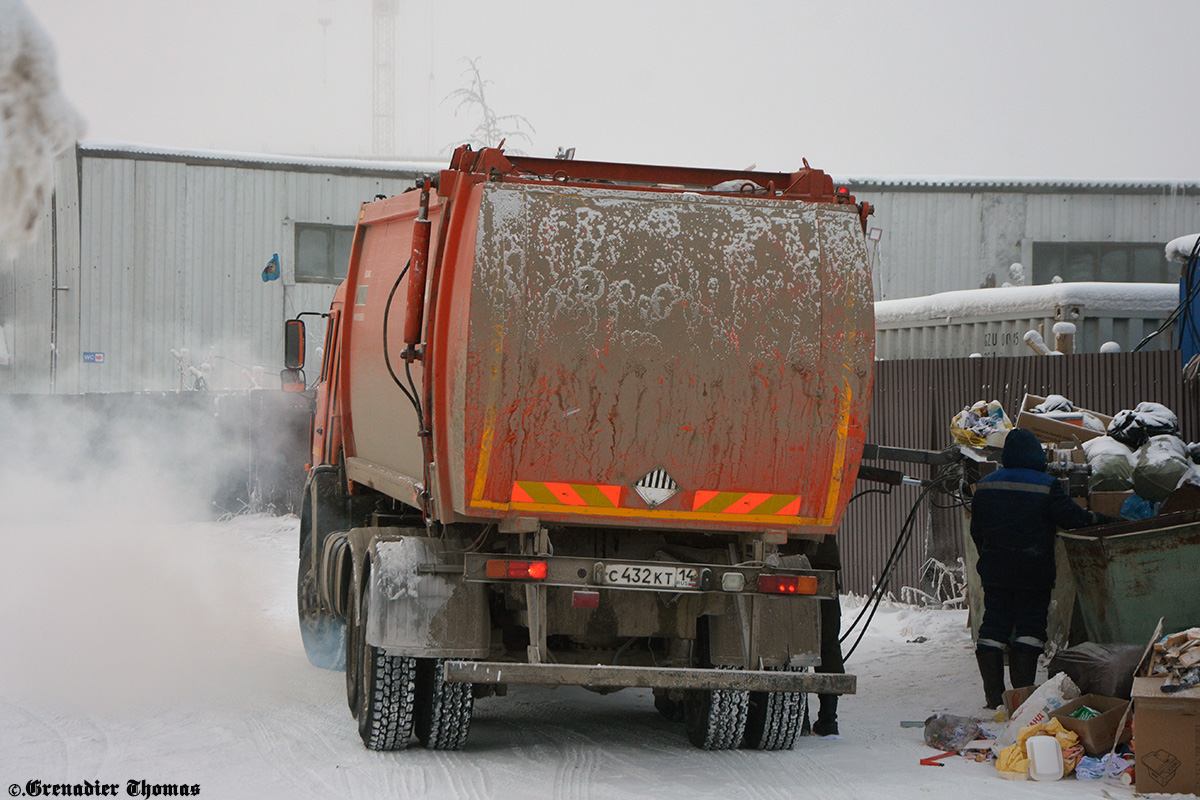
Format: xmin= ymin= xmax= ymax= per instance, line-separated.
xmin=262 ymin=253 xmax=280 ymax=282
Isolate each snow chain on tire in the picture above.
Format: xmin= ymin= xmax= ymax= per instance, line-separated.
xmin=359 ymin=647 xmax=417 ymax=751
xmin=416 ymin=658 xmax=474 ymax=750
xmin=684 ymin=667 xmax=749 ymax=750
xmin=743 ymin=666 xmax=805 ymax=751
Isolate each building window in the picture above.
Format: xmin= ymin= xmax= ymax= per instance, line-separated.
xmin=295 ymin=223 xmax=355 ymax=284
xmin=1032 ymin=242 xmax=1173 ymax=285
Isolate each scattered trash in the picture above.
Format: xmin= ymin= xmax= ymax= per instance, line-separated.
xmin=992 ymin=673 xmax=1080 ymax=755
xmin=919 ymin=751 xmax=956 ymax=768
xmin=923 ymin=713 xmax=982 ymax=752
xmin=1049 ymin=694 xmax=1133 ymax=755
xmin=1025 ymin=734 xmax=1065 ymax=781
xmin=1076 ymin=753 xmax=1134 ymax=782
xmin=907 ymin=636 xmax=928 ymax=644
xmin=951 ymin=400 xmax=1011 ymax=448
xmin=1151 ymin=628 xmax=1200 ymax=692
xmin=996 ymin=719 xmax=1083 ymax=780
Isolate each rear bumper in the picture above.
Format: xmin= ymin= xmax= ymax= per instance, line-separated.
xmin=462 ymin=552 xmax=838 ymax=599
xmin=443 ymin=661 xmax=856 ymax=694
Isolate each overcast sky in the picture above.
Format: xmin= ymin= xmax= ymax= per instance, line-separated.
xmin=24 ymin=0 xmax=1200 ymax=180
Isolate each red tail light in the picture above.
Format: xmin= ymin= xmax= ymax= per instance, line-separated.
xmin=757 ymin=575 xmax=818 ymax=595
xmin=486 ymin=559 xmax=548 ymax=580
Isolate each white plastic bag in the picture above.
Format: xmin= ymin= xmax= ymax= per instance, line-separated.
xmin=991 ymin=673 xmax=1080 ymax=755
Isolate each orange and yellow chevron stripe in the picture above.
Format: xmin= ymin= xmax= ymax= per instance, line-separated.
xmin=511 ymin=480 xmax=623 ymax=508
xmin=691 ymin=490 xmax=803 ymax=516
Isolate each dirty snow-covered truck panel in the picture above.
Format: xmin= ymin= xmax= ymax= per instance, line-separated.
xmin=345 ymin=179 xmax=873 ymax=535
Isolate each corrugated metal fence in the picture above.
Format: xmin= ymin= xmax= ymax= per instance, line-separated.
xmin=839 ymin=350 xmax=1200 ymax=598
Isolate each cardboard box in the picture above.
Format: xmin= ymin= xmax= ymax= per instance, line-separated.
xmin=1016 ymin=394 xmax=1113 ymax=445
xmin=1048 ymin=694 xmax=1132 ymax=756
xmin=1132 ymin=676 xmax=1200 ymax=794
xmin=1003 ymin=685 xmax=1037 ymax=717
xmin=1090 ymin=490 xmax=1134 ymax=518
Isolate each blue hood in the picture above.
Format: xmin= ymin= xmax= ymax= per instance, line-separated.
xmin=1002 ymin=428 xmax=1047 ymax=471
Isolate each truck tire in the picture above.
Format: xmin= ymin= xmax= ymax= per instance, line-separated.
xmin=297 ymin=531 xmax=346 ymax=671
xmin=683 ymin=686 xmax=749 ymax=750
xmin=414 ymin=658 xmax=474 ymax=750
xmin=743 ymin=673 xmax=804 ymax=751
xmin=351 ymin=570 xmax=416 ymax=751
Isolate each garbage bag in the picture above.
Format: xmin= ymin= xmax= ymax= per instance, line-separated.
xmin=1107 ymin=402 xmax=1181 ymax=449
xmin=1121 ymin=494 xmax=1161 ymax=520
xmin=1133 ymin=435 xmax=1192 ymax=502
xmin=1188 ymin=442 xmax=1200 ymax=465
xmin=923 ymin=713 xmax=982 ymax=752
xmin=1032 ymin=394 xmax=1074 ymax=413
xmin=1047 ymin=642 xmax=1144 ymax=699
xmin=1083 ymin=436 xmax=1135 ymax=492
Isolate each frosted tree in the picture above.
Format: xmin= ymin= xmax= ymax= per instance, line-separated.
xmin=446 ymin=58 xmax=533 ymax=154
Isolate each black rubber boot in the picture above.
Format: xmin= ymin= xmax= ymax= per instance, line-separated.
xmin=812 ymin=694 xmax=838 ymax=736
xmin=1009 ymin=647 xmax=1040 ymax=690
xmin=975 ymin=648 xmax=1006 ymax=709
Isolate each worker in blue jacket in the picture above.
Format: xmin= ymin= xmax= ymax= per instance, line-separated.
xmin=970 ymin=428 xmax=1112 ymax=708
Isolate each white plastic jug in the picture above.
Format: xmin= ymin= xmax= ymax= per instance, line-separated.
xmin=1026 ymin=735 xmax=1064 ymax=781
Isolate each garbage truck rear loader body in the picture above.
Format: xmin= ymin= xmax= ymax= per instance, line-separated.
xmin=294 ymin=146 xmax=876 ymax=751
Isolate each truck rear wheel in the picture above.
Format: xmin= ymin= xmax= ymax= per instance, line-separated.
xmin=350 ymin=572 xmax=416 ymax=751
xmin=683 ymin=686 xmax=749 ymax=750
xmin=743 ymin=674 xmax=804 ymax=751
xmin=297 ymin=533 xmax=346 ymax=671
xmin=414 ymin=658 xmax=474 ymax=750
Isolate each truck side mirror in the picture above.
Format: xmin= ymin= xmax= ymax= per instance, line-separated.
xmin=284 ymin=319 xmax=306 ymax=370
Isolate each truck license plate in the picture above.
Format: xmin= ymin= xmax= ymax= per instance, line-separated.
xmin=601 ymin=564 xmax=699 ymax=589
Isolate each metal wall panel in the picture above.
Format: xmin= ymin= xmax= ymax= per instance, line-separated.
xmin=0 ymin=149 xmax=80 ymax=394
xmin=840 ymin=351 xmax=1199 ymax=598
xmin=40 ymin=149 xmax=420 ymax=394
xmin=850 ymin=183 xmax=1200 ymax=301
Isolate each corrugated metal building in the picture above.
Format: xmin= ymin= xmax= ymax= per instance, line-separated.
xmin=843 ymin=178 xmax=1200 ymax=301
xmin=0 ymin=142 xmax=440 ymax=394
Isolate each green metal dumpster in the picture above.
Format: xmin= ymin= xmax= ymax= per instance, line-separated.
xmin=1059 ymin=510 xmax=1200 ymax=644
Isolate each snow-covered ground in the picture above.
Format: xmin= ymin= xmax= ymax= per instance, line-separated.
xmin=0 ymin=514 xmax=1144 ymax=799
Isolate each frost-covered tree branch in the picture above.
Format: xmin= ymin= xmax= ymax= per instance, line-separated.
xmin=445 ymin=57 xmax=533 ymax=154
xmin=0 ymin=0 xmax=84 ymax=249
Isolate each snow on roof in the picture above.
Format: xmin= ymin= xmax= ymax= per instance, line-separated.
xmin=838 ymin=175 xmax=1200 ymax=194
xmin=77 ymin=139 xmax=446 ymax=177
xmin=876 ymin=282 xmax=1180 ymax=323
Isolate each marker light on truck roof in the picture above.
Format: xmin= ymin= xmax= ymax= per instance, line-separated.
xmin=485 ymin=559 xmax=548 ymax=580
xmin=757 ymin=575 xmax=819 ymax=595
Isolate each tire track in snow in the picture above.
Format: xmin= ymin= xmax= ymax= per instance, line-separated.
xmin=245 ymin=712 xmax=355 ymax=799
xmin=428 ymin=750 xmax=490 ymax=800
xmin=0 ymin=701 xmax=70 ymax=775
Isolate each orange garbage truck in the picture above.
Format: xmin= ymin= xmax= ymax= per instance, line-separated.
xmin=285 ymin=145 xmax=875 ymax=752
